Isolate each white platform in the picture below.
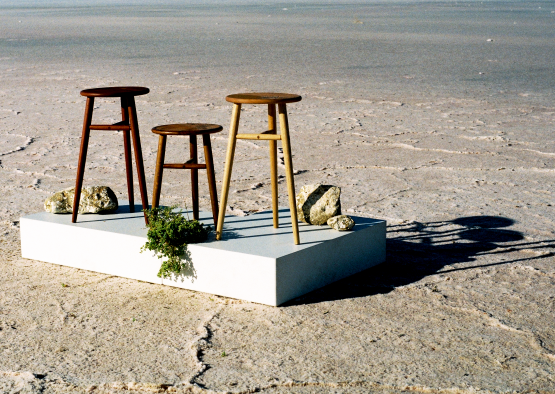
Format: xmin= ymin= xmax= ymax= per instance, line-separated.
xmin=20 ymin=202 xmax=386 ymax=306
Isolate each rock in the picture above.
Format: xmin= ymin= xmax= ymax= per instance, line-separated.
xmin=296 ymin=184 xmax=341 ymax=225
xmin=44 ymin=186 xmax=118 ymax=214
xmin=327 ymin=215 xmax=355 ymax=231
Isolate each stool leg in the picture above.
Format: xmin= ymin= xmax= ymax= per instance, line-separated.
xmin=121 ymin=96 xmax=134 ymax=212
xmin=278 ymin=103 xmax=300 ymax=245
xmin=216 ymin=103 xmax=241 ymax=240
xmin=127 ymin=97 xmax=149 ymax=224
xmin=152 ymin=135 xmax=167 ymax=209
xmin=190 ymin=134 xmax=199 ymax=220
xmin=268 ymin=104 xmax=279 ymax=228
xmin=72 ymin=96 xmax=94 ymax=223
xmin=203 ymin=134 xmax=219 ymax=226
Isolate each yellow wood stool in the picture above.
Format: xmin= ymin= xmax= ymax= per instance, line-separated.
xmin=216 ymin=93 xmax=302 ymax=245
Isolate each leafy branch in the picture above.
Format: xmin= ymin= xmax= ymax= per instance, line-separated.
xmin=141 ymin=206 xmax=211 ymax=280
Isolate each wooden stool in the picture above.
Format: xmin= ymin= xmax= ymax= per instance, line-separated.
xmin=216 ymin=93 xmax=302 ymax=245
xmin=73 ymin=86 xmax=150 ymax=224
xmin=151 ymin=123 xmax=222 ymax=225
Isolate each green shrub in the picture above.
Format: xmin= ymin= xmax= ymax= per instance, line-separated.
xmin=141 ymin=206 xmax=210 ymax=280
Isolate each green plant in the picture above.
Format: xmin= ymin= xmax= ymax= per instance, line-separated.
xmin=141 ymin=206 xmax=211 ymax=280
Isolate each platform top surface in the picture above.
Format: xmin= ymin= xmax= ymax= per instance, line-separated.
xmin=226 ymin=93 xmax=301 ymax=105
xmin=81 ymin=86 xmax=150 ymax=97
xmin=152 ymin=123 xmax=223 ymax=135
xmin=22 ymin=203 xmax=385 ymax=259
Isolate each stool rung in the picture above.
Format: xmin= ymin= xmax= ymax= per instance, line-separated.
xmin=90 ymin=121 xmax=131 ymax=131
xmin=164 ymin=162 xmax=207 ymax=170
xmin=236 ymin=131 xmax=281 ymax=141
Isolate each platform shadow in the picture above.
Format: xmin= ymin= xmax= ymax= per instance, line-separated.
xmin=285 ymin=215 xmax=555 ymax=306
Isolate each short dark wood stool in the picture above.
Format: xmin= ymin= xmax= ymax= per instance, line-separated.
xmin=216 ymin=93 xmax=302 ymax=245
xmin=73 ymin=86 xmax=150 ymax=224
xmin=151 ymin=123 xmax=222 ymax=225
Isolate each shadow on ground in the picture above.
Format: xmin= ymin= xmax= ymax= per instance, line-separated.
xmin=286 ymin=215 xmax=555 ymax=305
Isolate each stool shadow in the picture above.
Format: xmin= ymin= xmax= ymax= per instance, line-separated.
xmin=58 ymin=203 xmax=145 ymax=224
xmin=285 ymin=215 xmax=555 ymax=306
xmin=204 ymin=228 xmax=240 ymax=243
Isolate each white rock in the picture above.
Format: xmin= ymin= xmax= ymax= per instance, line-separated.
xmin=327 ymin=215 xmax=355 ymax=231
xmin=44 ymin=186 xmax=118 ymax=214
xmin=296 ymin=184 xmax=341 ymax=225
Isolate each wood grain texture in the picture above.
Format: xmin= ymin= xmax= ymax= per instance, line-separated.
xmin=216 ymin=103 xmax=241 ymax=240
xmin=226 ymin=93 xmax=301 ymax=105
xmin=80 ymin=86 xmax=149 ymax=97
xmin=71 ymin=96 xmax=94 ymax=223
xmin=278 ymin=103 xmax=300 ymax=245
xmin=235 ymin=133 xmax=281 ymax=141
xmin=268 ymin=104 xmax=279 ymax=229
xmin=151 ymin=135 xmax=167 ymax=209
xmin=152 ymin=123 xmax=223 ymax=136
xmin=190 ymin=134 xmax=199 ymax=220
xmin=127 ymin=96 xmax=149 ymax=224
xmin=203 ymin=133 xmax=219 ymax=226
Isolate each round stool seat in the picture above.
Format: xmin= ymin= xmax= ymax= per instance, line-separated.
xmin=152 ymin=123 xmax=223 ymax=136
xmin=80 ymin=86 xmax=150 ymax=98
xmin=226 ymin=93 xmax=301 ymax=105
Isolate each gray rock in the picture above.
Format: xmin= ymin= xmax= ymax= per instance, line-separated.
xmin=327 ymin=215 xmax=355 ymax=231
xmin=296 ymin=184 xmax=341 ymax=225
xmin=44 ymin=186 xmax=118 ymax=214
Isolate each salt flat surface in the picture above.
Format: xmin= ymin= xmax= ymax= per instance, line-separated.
xmin=1 ymin=0 xmax=554 ymax=393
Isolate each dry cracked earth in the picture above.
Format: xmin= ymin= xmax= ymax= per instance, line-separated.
xmin=0 ymin=65 xmax=554 ymax=394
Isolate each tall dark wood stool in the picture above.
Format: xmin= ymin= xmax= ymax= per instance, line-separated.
xmin=73 ymin=86 xmax=150 ymax=224
xmin=216 ymin=93 xmax=302 ymax=245
xmin=151 ymin=123 xmax=222 ymax=226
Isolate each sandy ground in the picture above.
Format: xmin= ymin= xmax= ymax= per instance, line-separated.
xmin=0 ymin=63 xmax=554 ymax=394
xmin=1 ymin=2 xmax=555 ymax=393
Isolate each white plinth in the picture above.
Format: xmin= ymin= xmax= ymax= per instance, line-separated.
xmin=20 ymin=202 xmax=386 ymax=306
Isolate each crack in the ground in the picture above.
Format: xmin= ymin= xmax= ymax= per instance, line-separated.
xmin=0 ymin=134 xmax=35 ymax=157
xmin=74 ymin=275 xmax=118 ymax=288
xmin=0 ymin=371 xmax=495 ymax=394
xmin=228 ymin=379 xmax=494 ymax=394
xmin=439 ymin=298 xmax=555 ymax=362
xmin=188 ymin=306 xmax=223 ymax=389
xmin=52 ymin=298 xmax=69 ymax=326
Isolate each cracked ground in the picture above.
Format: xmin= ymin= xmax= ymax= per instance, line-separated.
xmin=2 ymin=77 xmax=554 ymax=393
xmin=1 ymin=2 xmax=555 ymax=393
